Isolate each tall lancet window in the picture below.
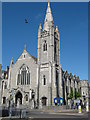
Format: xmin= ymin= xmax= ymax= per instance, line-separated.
xmin=17 ymin=72 xmax=20 ymax=85
xmin=43 ymin=75 xmax=46 ymax=85
xmin=17 ymin=64 xmax=30 ymax=85
xmin=43 ymin=41 xmax=47 ymax=51
xmin=54 ymin=40 xmax=57 ymax=62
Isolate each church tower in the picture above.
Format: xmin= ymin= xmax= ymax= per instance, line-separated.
xmin=37 ymin=1 xmax=63 ymax=106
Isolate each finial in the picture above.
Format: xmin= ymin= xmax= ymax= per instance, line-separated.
xmin=48 ymin=0 xmax=50 ymax=7
xmin=39 ymin=23 xmax=42 ymax=29
xmin=11 ymin=57 xmax=13 ymax=61
xmin=24 ymin=44 xmax=26 ymax=50
xmin=56 ymin=26 xmax=59 ymax=32
xmin=10 ymin=57 xmax=13 ymax=65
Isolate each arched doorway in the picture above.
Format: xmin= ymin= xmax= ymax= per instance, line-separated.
xmin=15 ymin=91 xmax=22 ymax=106
xmin=42 ymin=97 xmax=47 ymax=106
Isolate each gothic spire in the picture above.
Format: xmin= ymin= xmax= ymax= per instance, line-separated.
xmin=43 ymin=1 xmax=54 ymax=31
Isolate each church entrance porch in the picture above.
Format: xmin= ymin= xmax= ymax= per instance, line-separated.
xmin=42 ymin=97 xmax=47 ymax=106
xmin=15 ymin=91 xmax=22 ymax=106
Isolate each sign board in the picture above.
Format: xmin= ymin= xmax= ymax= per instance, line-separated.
xmin=54 ymin=97 xmax=63 ymax=106
xmin=74 ymin=100 xmax=80 ymax=104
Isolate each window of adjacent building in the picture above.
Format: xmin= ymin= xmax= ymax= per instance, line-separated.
xmin=2 ymin=81 xmax=4 ymax=90
xmin=17 ymin=65 xmax=30 ymax=86
xmin=43 ymin=75 xmax=46 ymax=85
xmin=43 ymin=41 xmax=47 ymax=51
xmin=71 ymin=87 xmax=73 ymax=92
xmin=66 ymin=86 xmax=69 ymax=94
xmin=78 ymin=88 xmax=81 ymax=95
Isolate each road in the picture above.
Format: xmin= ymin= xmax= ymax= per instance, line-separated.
xmin=0 ymin=110 xmax=89 ymax=120
xmin=27 ymin=110 xmax=89 ymax=119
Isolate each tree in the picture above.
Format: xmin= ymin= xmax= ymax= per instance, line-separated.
xmin=68 ymin=90 xmax=81 ymax=100
xmin=75 ymin=91 xmax=81 ymax=99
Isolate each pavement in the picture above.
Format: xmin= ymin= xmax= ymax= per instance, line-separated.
xmin=0 ymin=109 xmax=89 ymax=120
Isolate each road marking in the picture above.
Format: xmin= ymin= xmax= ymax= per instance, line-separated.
xmin=48 ymin=112 xmax=84 ymax=116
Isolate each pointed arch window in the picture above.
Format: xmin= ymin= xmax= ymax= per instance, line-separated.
xmin=43 ymin=41 xmax=47 ymax=51
xmin=54 ymin=41 xmax=56 ymax=54
xmin=25 ymin=94 xmax=28 ymax=101
xmin=3 ymin=97 xmax=6 ymax=104
xmin=27 ymin=72 xmax=30 ymax=85
xmin=43 ymin=75 xmax=46 ymax=85
xmin=17 ymin=64 xmax=30 ymax=85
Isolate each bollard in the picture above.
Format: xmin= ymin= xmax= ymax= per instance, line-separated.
xmin=21 ymin=109 xmax=26 ymax=118
xmin=60 ymin=99 xmax=62 ymax=106
xmin=39 ymin=99 xmax=42 ymax=109
xmin=9 ymin=107 xmax=12 ymax=118
xmin=78 ymin=105 xmax=82 ymax=113
xmin=20 ymin=109 xmax=22 ymax=118
xmin=86 ymin=102 xmax=89 ymax=112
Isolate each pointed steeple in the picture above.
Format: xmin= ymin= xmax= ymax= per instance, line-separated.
xmin=48 ymin=0 xmax=50 ymax=7
xmin=43 ymin=1 xmax=54 ymax=31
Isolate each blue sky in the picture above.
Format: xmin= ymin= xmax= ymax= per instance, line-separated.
xmin=2 ymin=2 xmax=88 ymax=80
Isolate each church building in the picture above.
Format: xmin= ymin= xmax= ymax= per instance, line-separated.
xmin=0 ymin=2 xmax=89 ymax=108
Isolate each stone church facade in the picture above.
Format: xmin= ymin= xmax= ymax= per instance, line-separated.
xmin=0 ymin=2 xmax=89 ymax=108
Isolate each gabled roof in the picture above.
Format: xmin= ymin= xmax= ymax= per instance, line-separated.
xmin=15 ymin=49 xmax=37 ymax=64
